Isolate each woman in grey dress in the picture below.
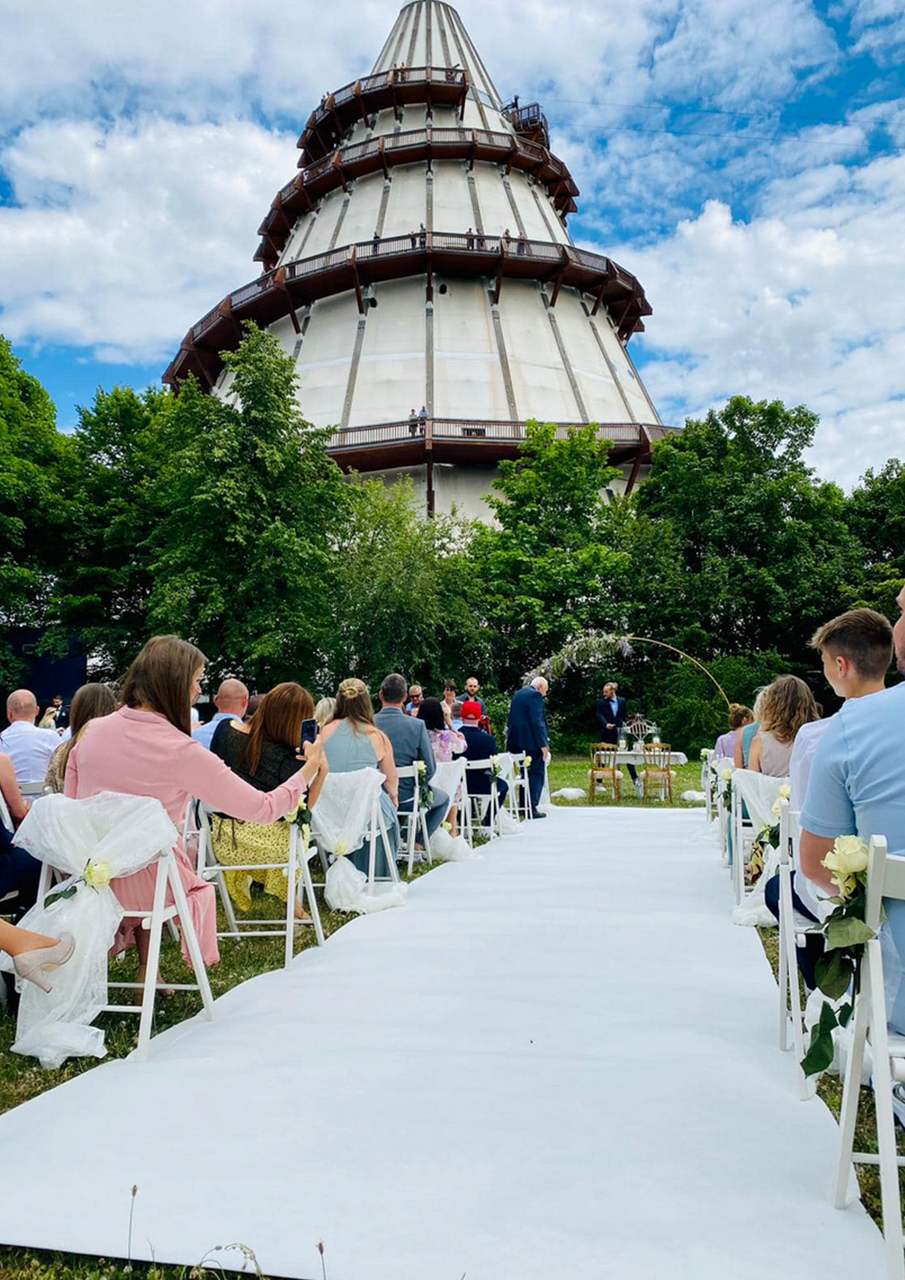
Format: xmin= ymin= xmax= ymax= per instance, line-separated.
xmin=320 ymin=678 xmax=400 ymax=877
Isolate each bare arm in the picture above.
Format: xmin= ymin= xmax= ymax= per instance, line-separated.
xmin=304 ymin=746 xmax=328 ymax=810
xmin=799 ymin=829 xmax=836 ymax=893
xmin=733 ymin=734 xmax=745 ymax=768
xmin=0 ymin=753 xmax=28 ymax=823
xmin=748 ymin=733 xmax=764 ymax=773
xmin=374 ymin=729 xmax=399 ymax=807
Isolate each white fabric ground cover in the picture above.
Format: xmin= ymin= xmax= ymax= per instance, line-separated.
xmin=0 ymin=808 xmax=887 ymax=1279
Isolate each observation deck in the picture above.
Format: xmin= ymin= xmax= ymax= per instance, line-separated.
xmin=326 ymin=419 xmax=674 ymax=512
xmin=298 ymin=66 xmax=470 ymax=166
xmin=164 ymin=231 xmax=651 ymax=392
xmin=255 ymin=126 xmax=579 ymax=268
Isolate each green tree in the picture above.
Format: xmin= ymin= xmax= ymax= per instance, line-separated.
xmin=635 ymin=397 xmax=860 ymax=656
xmin=470 ymin=421 xmax=628 ymax=687
xmin=321 ymin=476 xmax=486 ymax=692
xmin=46 ymin=385 xmax=170 ymax=678
xmin=145 ymin=325 xmax=349 ymax=689
xmin=846 ymin=459 xmax=905 ymax=616
xmin=0 ymin=337 xmax=74 ymax=685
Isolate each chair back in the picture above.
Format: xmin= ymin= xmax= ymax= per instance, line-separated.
xmin=591 ymin=743 xmax=619 ymax=771
xmin=310 ymin=768 xmax=385 ymax=855
xmin=642 ymin=743 xmax=671 ymax=772
xmin=868 ymin=833 xmax=905 ymax=932
xmin=0 ymin=789 xmax=13 ymax=833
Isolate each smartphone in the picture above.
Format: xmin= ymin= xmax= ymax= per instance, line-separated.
xmin=300 ymin=719 xmax=318 ymax=749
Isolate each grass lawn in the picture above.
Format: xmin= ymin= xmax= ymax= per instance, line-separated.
xmin=0 ymin=777 xmax=901 ymax=1278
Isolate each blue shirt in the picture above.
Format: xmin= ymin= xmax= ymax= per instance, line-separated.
xmin=193 ymin=711 xmax=239 ymax=751
xmin=801 ymin=683 xmax=905 ymax=1028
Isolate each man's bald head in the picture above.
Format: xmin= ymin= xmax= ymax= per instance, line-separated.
xmin=531 ymin=677 xmax=549 ymax=696
xmin=214 ymin=679 xmax=249 ymax=714
xmin=7 ymin=689 xmax=38 ymax=722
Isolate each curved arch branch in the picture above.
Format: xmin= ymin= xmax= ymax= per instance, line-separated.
xmin=623 ymin=636 xmax=731 ymax=708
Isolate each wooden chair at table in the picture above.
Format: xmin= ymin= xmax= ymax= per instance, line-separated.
xmin=589 ymin=743 xmax=621 ymax=804
xmin=832 ymin=833 xmax=905 ymax=1280
xmin=641 ymin=744 xmax=673 ymax=804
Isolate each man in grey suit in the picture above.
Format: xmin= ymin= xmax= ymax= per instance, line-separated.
xmin=375 ymin=673 xmax=449 ymax=838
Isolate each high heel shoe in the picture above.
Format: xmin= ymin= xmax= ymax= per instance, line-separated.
xmin=13 ymin=933 xmax=76 ymax=993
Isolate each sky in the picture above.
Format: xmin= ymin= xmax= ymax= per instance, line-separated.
xmin=2 ymin=0 xmax=904 ymax=488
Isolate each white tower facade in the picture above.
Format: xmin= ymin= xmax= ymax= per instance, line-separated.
xmin=164 ymin=0 xmax=671 ymax=518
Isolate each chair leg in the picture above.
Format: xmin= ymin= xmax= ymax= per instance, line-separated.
xmin=135 ymin=859 xmax=169 ymax=1063
xmin=300 ymin=850 xmax=325 ymax=946
xmin=283 ymin=831 xmax=297 ymax=970
xmin=833 ymin=971 xmax=871 ymax=1208
xmin=167 ymin=854 xmax=215 ymax=1023
xmin=864 ymin=944 xmax=905 ymax=1277
xmin=778 ymin=881 xmax=790 ymax=1052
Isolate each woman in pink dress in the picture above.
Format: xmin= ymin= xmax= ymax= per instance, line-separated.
xmin=418 ymin=697 xmax=466 ymax=837
xmin=65 ymin=636 xmax=326 ymax=989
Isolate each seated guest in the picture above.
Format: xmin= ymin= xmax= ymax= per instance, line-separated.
xmin=801 ymin=590 xmax=905 ymax=1030
xmin=375 ymin=675 xmax=449 ymax=841
xmin=450 ymin=699 xmax=464 ymax=730
xmin=460 ymin=699 xmax=508 ymax=819
xmin=507 ymin=677 xmax=549 ymax=818
xmin=45 ymin=683 xmax=117 ymax=794
xmin=0 ymin=919 xmax=75 ymax=992
xmin=765 ymin=608 xmax=893 ymax=985
xmin=314 ymin=696 xmax=335 ymax=730
xmin=712 ymin=704 xmax=753 ymax=761
xmin=733 ymin=690 xmax=764 ymax=768
xmin=748 ymin=675 xmax=819 ymax=775
xmin=65 ymin=636 xmax=325 ymax=993
xmin=0 ymin=690 xmax=59 ymax=784
xmin=406 ymin=684 xmax=424 ymax=715
xmin=321 ymin=678 xmax=400 ymax=877
xmin=418 ymin=696 xmax=466 ymax=837
xmin=193 ymin=678 xmax=249 ymax=750
xmin=442 ymin=681 xmax=458 ymax=718
xmin=0 ymin=751 xmax=41 ymax=920
xmin=211 ymin=683 xmax=325 ymax=918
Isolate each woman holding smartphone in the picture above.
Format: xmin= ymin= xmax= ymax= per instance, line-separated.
xmin=211 ymin=682 xmax=326 ymax=917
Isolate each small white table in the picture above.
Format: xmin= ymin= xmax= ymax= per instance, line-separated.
xmin=597 ymin=749 xmax=688 ymax=767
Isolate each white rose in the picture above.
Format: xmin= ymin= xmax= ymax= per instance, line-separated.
xmin=771 ymin=798 xmax=782 ymax=816
xmin=417 ymin=760 xmax=427 ymax=774
xmin=84 ymin=860 xmax=112 ymax=888
xmin=524 ymin=755 xmax=533 ymax=769
xmin=823 ymin=835 xmax=869 ymax=877
xmin=335 ymin=841 xmax=348 ymax=857
xmin=720 ymin=768 xmax=733 ymax=781
xmin=778 ymin=784 xmax=791 ymax=800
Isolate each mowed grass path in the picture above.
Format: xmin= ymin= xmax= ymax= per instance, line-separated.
xmin=1 ymin=761 xmax=901 ymax=1277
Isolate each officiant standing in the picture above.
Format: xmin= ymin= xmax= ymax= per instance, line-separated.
xmin=507 ymin=677 xmax=550 ymax=819
xmin=596 ymin=681 xmax=637 ymax=784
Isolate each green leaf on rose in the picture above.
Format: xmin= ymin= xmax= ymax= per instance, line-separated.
xmin=802 ymin=1000 xmax=839 ymax=1077
xmin=825 ymin=916 xmax=875 ymax=951
xmin=44 ymin=883 xmax=78 ymax=908
xmin=814 ymin=950 xmax=854 ymax=1001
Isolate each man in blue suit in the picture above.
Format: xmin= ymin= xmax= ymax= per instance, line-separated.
xmin=506 ymin=677 xmax=550 ymax=819
xmin=375 ymin=673 xmax=449 ymax=838
xmin=595 ymin=681 xmax=637 ymax=783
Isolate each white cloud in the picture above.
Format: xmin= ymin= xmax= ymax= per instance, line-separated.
xmin=0 ymin=118 xmax=292 ymax=362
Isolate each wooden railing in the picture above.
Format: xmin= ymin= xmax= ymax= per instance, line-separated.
xmin=327 ymin=419 xmax=668 ymax=452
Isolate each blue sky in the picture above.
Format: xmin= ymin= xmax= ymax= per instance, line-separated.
xmin=2 ymin=0 xmax=905 ymax=485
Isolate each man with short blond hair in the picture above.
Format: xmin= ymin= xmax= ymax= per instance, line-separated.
xmin=193 ymin=678 xmax=250 ymax=750
xmin=0 ymin=689 xmax=59 ymax=784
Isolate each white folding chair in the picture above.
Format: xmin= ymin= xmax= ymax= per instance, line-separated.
xmin=730 ymin=779 xmax=757 ymax=904
xmin=463 ymin=759 xmax=500 ymax=838
xmin=35 ymin=843 xmax=216 ymax=1064
xmin=776 ymin=801 xmax=817 ymax=1100
xmin=310 ymin=770 xmax=402 ymax=894
xmin=701 ymin=749 xmax=715 ymax=821
xmin=395 ymin=764 xmax=433 ymax=874
xmin=18 ymin=781 xmax=46 ymax=799
xmin=191 ymin=802 xmax=324 ymax=967
xmin=832 ymin=834 xmax=905 ymax=1280
xmin=505 ymin=751 xmax=533 ymax=822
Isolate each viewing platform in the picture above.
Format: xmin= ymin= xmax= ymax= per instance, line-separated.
xmin=298 ymin=65 xmax=470 ymax=166
xmin=164 ymin=232 xmax=651 ymax=392
xmin=255 ymin=126 xmax=579 ymax=268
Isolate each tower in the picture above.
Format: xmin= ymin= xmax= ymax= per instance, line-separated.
xmin=164 ymin=1 xmax=671 ymax=517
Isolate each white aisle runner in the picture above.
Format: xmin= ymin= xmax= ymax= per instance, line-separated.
xmin=0 ymin=809 xmax=887 ymax=1279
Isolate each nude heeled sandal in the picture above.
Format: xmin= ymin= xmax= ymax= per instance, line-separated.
xmin=13 ymin=933 xmax=76 ymax=993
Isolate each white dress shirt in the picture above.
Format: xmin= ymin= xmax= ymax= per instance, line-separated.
xmin=0 ymin=720 xmax=60 ymax=784
xmin=192 ymin=710 xmax=240 ymax=751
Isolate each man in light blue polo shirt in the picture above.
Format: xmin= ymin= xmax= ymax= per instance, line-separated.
xmin=800 ymin=587 xmax=905 ymax=1030
xmin=193 ymin=678 xmax=249 ymax=750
